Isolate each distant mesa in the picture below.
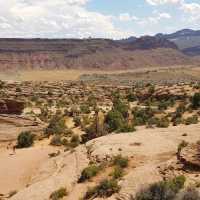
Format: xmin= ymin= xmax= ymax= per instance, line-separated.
xmin=0 ymin=29 xmax=199 ymax=71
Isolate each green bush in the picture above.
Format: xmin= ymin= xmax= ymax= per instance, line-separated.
xmin=111 ymin=166 xmax=124 ymax=179
xmin=80 ymin=104 xmax=90 ymax=114
xmin=158 ymin=101 xmax=169 ymax=111
xmin=105 ymin=109 xmax=124 ymax=132
xmin=156 ymin=117 xmax=170 ymax=128
xmin=184 ymin=115 xmax=198 ymax=125
xmin=45 ymin=114 xmax=67 ymax=136
xmin=127 ymin=93 xmax=137 ymax=102
xmin=172 ymin=117 xmax=183 ymax=126
xmin=134 ymin=176 xmax=186 ymax=200
xmin=133 ymin=107 xmax=154 ymax=126
xmin=177 ymin=141 xmax=188 ymax=157
xmin=147 ymin=117 xmax=159 ymax=127
xmin=73 ymin=116 xmax=81 ymax=127
xmin=17 ymin=131 xmax=35 ymax=148
xmin=50 ymin=187 xmax=67 ymax=200
xmin=191 ymin=93 xmax=200 ymax=109
xmin=70 ymin=134 xmax=80 ymax=148
xmin=118 ymin=123 xmax=136 ymax=133
xmin=79 ymin=164 xmax=101 ymax=182
xmin=113 ymin=97 xmax=129 ymax=118
xmin=84 ymin=179 xmax=120 ymax=199
xmin=113 ymin=155 xmax=128 ymax=168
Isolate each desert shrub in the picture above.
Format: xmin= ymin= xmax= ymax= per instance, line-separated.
xmin=50 ymin=187 xmax=67 ymax=200
xmin=156 ymin=117 xmax=170 ymax=128
xmin=105 ymin=109 xmax=124 ymax=132
xmin=134 ymin=176 xmax=186 ymax=200
xmin=113 ymin=155 xmax=128 ymax=168
xmin=127 ymin=93 xmax=137 ymax=102
xmin=63 ymin=128 xmax=74 ymax=136
xmin=172 ymin=117 xmax=183 ymax=126
xmin=111 ymin=166 xmax=124 ymax=179
xmin=79 ymin=164 xmax=101 ymax=182
xmin=176 ymin=104 xmax=186 ymax=115
xmin=84 ymin=179 xmax=120 ymax=199
xmin=17 ymin=131 xmax=35 ymax=148
xmin=45 ymin=114 xmax=67 ymax=136
xmin=184 ymin=115 xmax=198 ymax=125
xmin=177 ymin=140 xmax=188 ymax=157
xmin=73 ymin=116 xmax=81 ymax=127
xmin=113 ymin=97 xmax=129 ymax=118
xmin=133 ymin=107 xmax=154 ymax=126
xmin=81 ymin=115 xmax=91 ymax=128
xmin=80 ymin=104 xmax=90 ymax=114
xmin=39 ymin=107 xmax=51 ymax=122
xmin=70 ymin=134 xmax=80 ymax=147
xmin=169 ymin=176 xmax=186 ymax=193
xmin=147 ymin=117 xmax=159 ymax=127
xmin=158 ymin=101 xmax=169 ymax=111
xmin=118 ymin=123 xmax=136 ymax=133
xmin=50 ymin=135 xmax=62 ymax=146
xmin=31 ymin=95 xmax=39 ymax=102
xmin=86 ymin=95 xmax=97 ymax=107
xmin=191 ymin=93 xmax=200 ymax=109
xmin=176 ymin=187 xmax=200 ymax=200
xmin=148 ymin=85 xmax=155 ymax=94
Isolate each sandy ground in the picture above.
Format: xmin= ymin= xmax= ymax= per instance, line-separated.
xmin=0 ymin=66 xmax=195 ymax=82
xmin=0 ymin=142 xmax=57 ymax=195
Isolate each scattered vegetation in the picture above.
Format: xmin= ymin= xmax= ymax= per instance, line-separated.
xmin=50 ymin=187 xmax=68 ymax=200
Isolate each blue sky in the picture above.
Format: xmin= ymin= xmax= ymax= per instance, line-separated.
xmin=87 ymin=0 xmax=200 ymax=36
xmin=0 ymin=0 xmax=200 ymax=38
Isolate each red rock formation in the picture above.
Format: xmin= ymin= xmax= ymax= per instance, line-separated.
xmin=0 ymin=99 xmax=25 ymax=115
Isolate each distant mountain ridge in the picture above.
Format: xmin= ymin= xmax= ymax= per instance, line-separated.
xmin=119 ymin=29 xmax=200 ymax=56
xmin=155 ymin=29 xmax=200 ymax=56
xmin=0 ymin=30 xmax=198 ymax=71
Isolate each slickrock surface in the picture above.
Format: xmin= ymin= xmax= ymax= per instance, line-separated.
xmin=180 ymin=143 xmax=200 ymax=169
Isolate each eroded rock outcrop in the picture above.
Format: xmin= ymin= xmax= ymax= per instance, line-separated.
xmin=179 ymin=143 xmax=200 ymax=170
xmin=0 ymin=99 xmax=25 ymax=115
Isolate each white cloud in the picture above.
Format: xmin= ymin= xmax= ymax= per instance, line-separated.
xmin=119 ymin=11 xmax=171 ymax=26
xmin=181 ymin=2 xmax=200 ymax=24
xmin=181 ymin=2 xmax=200 ymax=14
xmin=146 ymin=0 xmax=200 ymax=26
xmin=0 ymin=0 xmax=132 ymax=38
xmin=146 ymin=0 xmax=182 ymax=6
xmin=119 ymin=13 xmax=138 ymax=22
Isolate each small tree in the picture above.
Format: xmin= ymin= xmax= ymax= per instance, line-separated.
xmin=17 ymin=131 xmax=35 ymax=148
xmin=45 ymin=114 xmax=67 ymax=136
xmin=191 ymin=93 xmax=200 ymax=109
xmin=105 ymin=109 xmax=124 ymax=132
